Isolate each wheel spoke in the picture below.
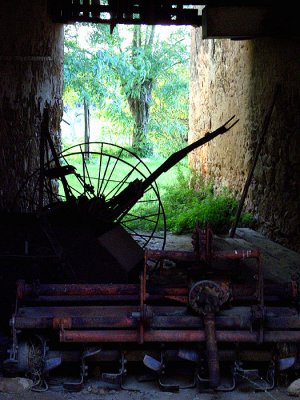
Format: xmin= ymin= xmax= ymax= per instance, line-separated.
xmin=98 ymin=155 xmax=111 ymax=197
xmin=122 ymin=212 xmax=159 ymax=224
xmin=100 ymin=148 xmax=123 ymax=195
xmin=96 ymin=142 xmax=104 ymax=197
xmin=80 ymin=148 xmax=94 ymax=195
xmin=105 ymin=162 xmax=141 ymax=199
xmin=16 ymin=142 xmax=166 ymax=251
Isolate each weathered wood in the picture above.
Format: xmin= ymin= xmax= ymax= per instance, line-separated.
xmin=50 ymin=0 xmax=203 ymax=26
xmin=0 ymin=0 xmax=63 ymax=210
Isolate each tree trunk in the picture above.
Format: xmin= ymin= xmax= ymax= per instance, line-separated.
xmin=128 ymin=79 xmax=153 ymax=157
xmin=84 ymin=98 xmax=90 ymax=159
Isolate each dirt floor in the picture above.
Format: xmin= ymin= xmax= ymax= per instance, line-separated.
xmin=0 ymin=370 xmax=295 ymax=400
xmin=1 ymin=228 xmax=300 ymax=400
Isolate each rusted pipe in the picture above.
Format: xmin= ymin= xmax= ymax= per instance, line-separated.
xmin=60 ymin=330 xmax=139 ymax=343
xmin=60 ymin=329 xmax=300 ymax=343
xmin=212 ymin=249 xmax=260 ymax=260
xmin=18 ymin=313 xmax=300 ymax=330
xmin=145 ymin=249 xmax=203 ymax=262
xmin=18 ymin=281 xmax=297 ymax=303
xmin=30 ymin=295 xmax=140 ymax=303
xmin=17 ymin=282 xmax=139 ymax=299
xmin=203 ymin=313 xmax=220 ymax=388
xmin=20 ymin=293 xmax=291 ymax=305
xmin=15 ymin=305 xmax=300 ymax=330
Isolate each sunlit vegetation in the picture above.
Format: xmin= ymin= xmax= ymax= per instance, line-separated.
xmin=64 ymin=23 xmax=190 ymax=157
xmin=63 ymin=24 xmax=252 ymax=234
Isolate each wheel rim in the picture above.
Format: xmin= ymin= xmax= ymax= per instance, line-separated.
xmin=14 ymin=142 xmax=166 ymax=250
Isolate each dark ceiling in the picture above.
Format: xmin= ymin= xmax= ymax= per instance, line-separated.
xmin=49 ymin=1 xmax=297 ymax=39
xmin=50 ymin=0 xmax=203 ymax=25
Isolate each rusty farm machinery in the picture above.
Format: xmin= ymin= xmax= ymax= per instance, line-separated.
xmin=2 ymin=112 xmax=300 ymax=392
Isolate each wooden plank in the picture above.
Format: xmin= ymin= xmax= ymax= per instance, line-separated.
xmin=50 ymin=0 xmax=202 ymax=25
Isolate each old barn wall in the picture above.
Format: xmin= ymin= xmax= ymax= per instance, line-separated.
xmin=0 ymin=0 xmax=63 ymax=209
xmin=189 ymin=29 xmax=300 ymax=251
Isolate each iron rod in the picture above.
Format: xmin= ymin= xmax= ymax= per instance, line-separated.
xmin=60 ymin=329 xmax=300 ymax=343
xmin=204 ymin=313 xmax=220 ymax=388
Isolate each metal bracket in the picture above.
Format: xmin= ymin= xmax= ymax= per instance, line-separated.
xmin=102 ymin=352 xmax=127 ymax=389
xmin=143 ymin=351 xmax=197 ymax=392
xmin=64 ymin=347 xmax=101 ymax=392
xmin=197 ymin=364 xmax=236 ymax=392
xmin=63 ymin=360 xmax=85 ymax=392
xmin=234 ymin=362 xmax=275 ymax=391
xmin=143 ymin=353 xmax=179 ymax=392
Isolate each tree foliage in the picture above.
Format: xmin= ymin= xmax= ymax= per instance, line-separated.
xmin=64 ymin=25 xmax=106 ymax=107
xmin=64 ymin=23 xmax=190 ymax=156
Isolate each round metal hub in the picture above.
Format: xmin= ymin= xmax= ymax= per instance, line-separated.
xmin=189 ymin=280 xmax=230 ymax=314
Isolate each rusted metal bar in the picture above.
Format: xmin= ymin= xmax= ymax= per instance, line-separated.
xmin=145 ymin=249 xmax=203 ymax=262
xmin=14 ymin=305 xmax=300 ymax=330
xmin=60 ymin=329 xmax=300 ymax=343
xmin=60 ymin=330 xmax=139 ymax=343
xmin=151 ymin=315 xmax=247 ymax=329
xmin=18 ymin=293 xmax=291 ymax=305
xmin=212 ymin=249 xmax=260 ymax=260
xmin=25 ymin=295 xmax=140 ymax=303
xmin=15 ymin=316 xmax=138 ymax=330
xmin=203 ymin=313 xmax=220 ymax=388
xmin=15 ymin=313 xmax=249 ymax=330
xmin=18 ymin=288 xmax=296 ymax=306
xmin=17 ymin=281 xmax=139 ymax=299
xmin=18 ymin=281 xmax=296 ymax=302
xmin=17 ymin=280 xmax=190 ymax=301
xmin=14 ymin=305 xmax=139 ymax=318
xmin=146 ymin=248 xmax=261 ymax=262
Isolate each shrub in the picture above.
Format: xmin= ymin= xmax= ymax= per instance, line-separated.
xmin=162 ymin=170 xmax=249 ymax=235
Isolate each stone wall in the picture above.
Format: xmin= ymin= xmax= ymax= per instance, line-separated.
xmin=189 ymin=29 xmax=300 ymax=252
xmin=0 ymin=0 xmax=64 ymax=209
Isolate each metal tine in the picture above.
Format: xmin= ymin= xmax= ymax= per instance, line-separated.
xmin=143 ymin=354 xmax=163 ymax=373
xmin=223 ymin=115 xmax=239 ymax=130
xmin=102 ymin=352 xmax=127 ymax=389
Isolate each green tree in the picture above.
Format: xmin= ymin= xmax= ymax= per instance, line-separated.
xmin=64 ymin=25 xmax=107 ymax=154
xmin=64 ymin=24 xmax=190 ymax=156
xmin=149 ymin=53 xmax=189 ymax=156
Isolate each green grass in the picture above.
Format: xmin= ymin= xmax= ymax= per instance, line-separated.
xmin=56 ymin=150 xmax=251 ymax=235
xmin=58 ymin=154 xmax=184 ymax=199
xmin=56 ymin=151 xmax=188 ymax=236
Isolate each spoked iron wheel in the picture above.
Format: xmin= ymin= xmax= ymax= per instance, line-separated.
xmin=15 ymin=142 xmax=166 ymax=250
